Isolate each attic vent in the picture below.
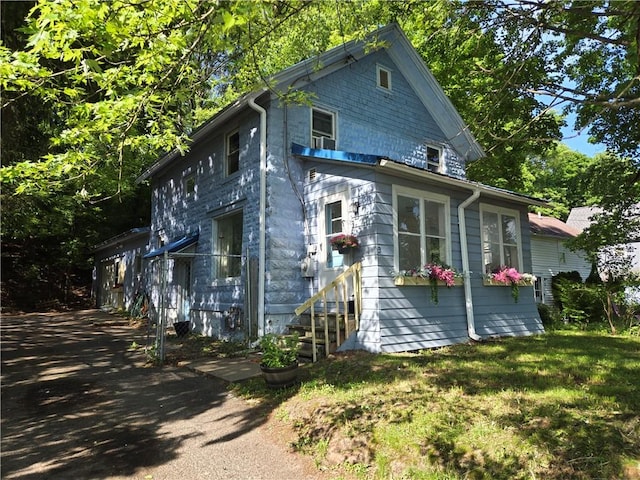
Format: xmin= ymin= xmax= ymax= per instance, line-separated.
xmin=308 ymin=168 xmax=317 ymax=182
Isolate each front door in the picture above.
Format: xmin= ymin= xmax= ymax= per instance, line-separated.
xmin=175 ymin=260 xmax=192 ymax=323
xmin=317 ymin=192 xmax=350 ymax=293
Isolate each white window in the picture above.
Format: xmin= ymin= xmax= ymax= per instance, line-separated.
xmin=393 ymin=186 xmax=451 ymax=271
xmin=426 ymin=145 xmax=442 ymax=173
xmin=226 ymin=130 xmax=240 ymax=175
xmin=480 ymin=204 xmax=522 ymax=275
xmin=311 ymin=108 xmax=336 ymax=150
xmin=377 ymin=65 xmax=392 ymax=90
xmin=325 ymin=200 xmax=345 ymax=269
xmin=212 ymin=210 xmax=243 ymax=278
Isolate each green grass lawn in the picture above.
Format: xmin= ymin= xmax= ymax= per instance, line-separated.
xmin=233 ymin=330 xmax=640 ymax=479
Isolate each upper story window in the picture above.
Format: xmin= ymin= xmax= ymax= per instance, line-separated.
xmin=426 ymin=145 xmax=442 ymax=173
xmin=212 ymin=210 xmax=244 ymax=279
xmin=311 ymin=108 xmax=336 ymax=150
xmin=394 ymin=186 xmax=451 ymax=271
xmin=480 ymin=204 xmax=522 ymax=275
xmin=226 ymin=130 xmax=240 ymax=175
xmin=377 ymin=65 xmax=392 ymax=90
xmin=184 ymin=174 xmax=196 ymax=197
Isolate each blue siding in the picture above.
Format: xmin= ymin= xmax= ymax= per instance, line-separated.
xmin=143 ymin=38 xmax=543 ymax=349
xmin=147 ymin=108 xmax=263 ymax=337
xmin=290 ymin=51 xmax=466 ymax=178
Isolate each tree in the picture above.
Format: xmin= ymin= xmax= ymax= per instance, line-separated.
xmin=465 ymin=0 xmax=640 ymax=161
xmin=2 ymin=0 xmax=638 ymax=308
xmin=522 ymin=143 xmax=597 ymax=219
xmin=3 ymin=1 xmax=637 ymax=197
xmin=567 ymin=153 xmax=640 ymax=280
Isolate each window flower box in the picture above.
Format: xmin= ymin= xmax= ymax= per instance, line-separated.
xmin=484 ymin=267 xmax=536 ymax=302
xmin=394 ymin=276 xmax=463 ymax=287
xmin=393 ymin=263 xmax=462 ymax=304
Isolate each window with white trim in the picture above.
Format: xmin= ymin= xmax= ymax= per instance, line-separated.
xmin=212 ymin=210 xmax=243 ymax=278
xmin=394 ymin=186 xmax=451 ymax=271
xmin=377 ymin=65 xmax=392 ymax=90
xmin=480 ymin=204 xmax=522 ymax=274
xmin=325 ymin=200 xmax=344 ymax=269
xmin=311 ymin=108 xmax=336 ymax=150
xmin=426 ymin=145 xmax=442 ymax=173
xmin=226 ymin=130 xmax=240 ymax=175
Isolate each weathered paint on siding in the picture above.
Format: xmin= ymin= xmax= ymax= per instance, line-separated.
xmin=292 ymin=51 xmax=467 ymax=178
xmin=146 ymin=107 xmax=263 ymax=338
xmin=142 ymin=34 xmax=544 ymax=350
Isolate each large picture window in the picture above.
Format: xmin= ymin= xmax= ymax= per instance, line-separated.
xmin=480 ymin=204 xmax=522 ymax=274
xmin=394 ymin=186 xmax=450 ymax=271
xmin=213 ymin=210 xmax=243 ymax=278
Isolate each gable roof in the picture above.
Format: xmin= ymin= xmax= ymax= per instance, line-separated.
xmin=137 ymin=24 xmax=483 ymax=183
xmin=528 ymin=213 xmax=580 ymax=238
xmin=270 ymin=24 xmax=484 ymax=161
xmin=566 ymin=206 xmax=602 ymax=233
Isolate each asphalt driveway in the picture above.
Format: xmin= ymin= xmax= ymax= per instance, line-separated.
xmin=0 ymin=310 xmax=325 ymax=480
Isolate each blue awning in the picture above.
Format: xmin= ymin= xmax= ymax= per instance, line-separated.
xmin=143 ymin=233 xmax=199 ymax=259
xmin=291 ymin=142 xmax=380 ymax=165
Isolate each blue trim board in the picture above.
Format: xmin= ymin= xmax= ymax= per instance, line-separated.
xmin=291 ymin=143 xmax=380 ymax=165
xmin=143 ymin=233 xmax=199 ymax=259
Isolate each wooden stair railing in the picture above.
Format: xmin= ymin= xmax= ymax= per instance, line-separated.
xmin=294 ymin=262 xmax=362 ymax=362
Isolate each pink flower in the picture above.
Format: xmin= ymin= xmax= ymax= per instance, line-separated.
xmin=490 ymin=266 xmax=522 ymax=284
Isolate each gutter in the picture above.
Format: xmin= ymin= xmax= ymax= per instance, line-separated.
xmin=248 ymin=97 xmax=267 ymax=337
xmin=458 ymin=189 xmax=482 ymax=341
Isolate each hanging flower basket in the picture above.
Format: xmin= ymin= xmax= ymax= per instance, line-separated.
xmin=484 ymin=266 xmax=536 ymax=302
xmin=330 ymin=234 xmax=359 ymax=254
xmin=393 ymin=263 xmax=462 ymax=304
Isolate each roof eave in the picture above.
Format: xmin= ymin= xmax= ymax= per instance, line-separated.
xmin=136 ymin=91 xmax=266 ymax=183
xmin=92 ymin=227 xmax=150 ymax=252
xmin=377 ymin=159 xmax=548 ymax=207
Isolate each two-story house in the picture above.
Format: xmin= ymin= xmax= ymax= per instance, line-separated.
xmin=135 ymin=24 xmax=546 ymax=354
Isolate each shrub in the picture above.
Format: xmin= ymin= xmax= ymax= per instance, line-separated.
xmin=551 ymin=271 xmax=582 ymax=310
xmin=537 ymin=303 xmax=553 ymax=327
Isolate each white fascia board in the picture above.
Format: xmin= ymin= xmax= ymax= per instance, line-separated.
xmin=378 ymin=159 xmax=547 ymax=207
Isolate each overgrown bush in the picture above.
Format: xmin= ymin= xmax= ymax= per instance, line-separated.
xmin=551 ymin=271 xmax=610 ymax=326
xmin=551 ymin=271 xmax=582 ymax=310
xmin=537 ymin=303 xmax=553 ymax=327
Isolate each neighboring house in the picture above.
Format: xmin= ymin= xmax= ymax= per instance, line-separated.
xmin=567 ymin=205 xmax=640 ymax=277
xmin=528 ymin=213 xmax=591 ymax=305
xmin=92 ymin=227 xmax=150 ymax=311
xmin=135 ymin=24 xmax=547 ymax=353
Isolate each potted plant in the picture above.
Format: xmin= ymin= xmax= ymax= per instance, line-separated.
xmin=330 ymin=233 xmax=359 ymax=254
xmin=259 ymin=333 xmax=300 ymax=389
xmin=172 ymin=320 xmax=190 ymax=337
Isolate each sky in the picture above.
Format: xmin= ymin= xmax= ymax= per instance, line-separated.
xmin=561 ymin=124 xmax=606 ymax=158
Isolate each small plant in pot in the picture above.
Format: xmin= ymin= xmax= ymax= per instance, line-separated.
xmin=259 ymin=333 xmax=300 ymax=389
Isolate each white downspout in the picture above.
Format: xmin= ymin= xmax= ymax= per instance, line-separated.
xmin=248 ymin=97 xmax=267 ymax=337
xmin=459 ymin=189 xmax=482 ymax=341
